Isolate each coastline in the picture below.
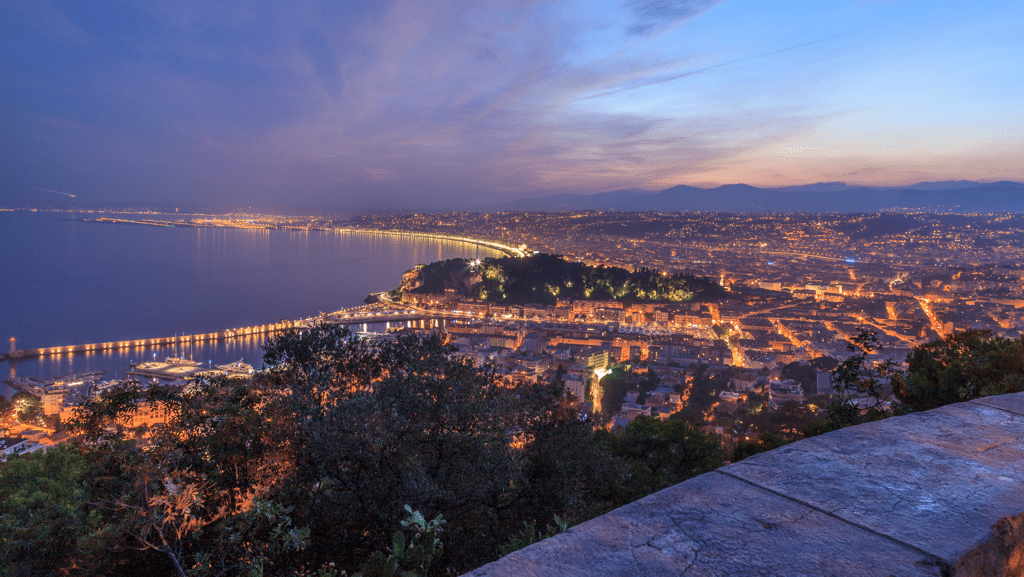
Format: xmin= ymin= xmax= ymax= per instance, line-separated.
xmin=330 ymin=227 xmax=527 ymax=258
xmin=73 ymin=213 xmax=528 ymax=258
xmin=3 ymin=216 xmax=521 ymax=376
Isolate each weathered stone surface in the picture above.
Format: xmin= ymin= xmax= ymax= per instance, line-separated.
xmin=466 ymin=472 xmax=943 ymax=577
xmin=720 ymin=399 xmax=1024 ymax=565
xmin=971 ymin=392 xmax=1024 ymax=416
xmin=954 ymin=511 xmax=1024 ymax=577
xmin=463 ymin=394 xmax=1024 ymax=577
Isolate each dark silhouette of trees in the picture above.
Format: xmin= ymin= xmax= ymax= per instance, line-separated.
xmin=2 ymin=325 xmax=727 ymax=576
xmin=892 ymin=330 xmax=1024 ymax=412
xmin=406 ymin=253 xmax=724 ymax=305
xmin=599 ymin=417 xmax=722 ymax=500
xmin=805 ymin=329 xmax=1024 ymax=438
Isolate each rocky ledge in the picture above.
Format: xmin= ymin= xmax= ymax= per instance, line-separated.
xmin=466 ymin=393 xmax=1024 ymax=577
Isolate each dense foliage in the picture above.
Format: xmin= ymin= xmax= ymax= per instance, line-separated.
xmin=804 ymin=329 xmax=1024 ymax=437
xmin=6 ymin=324 xmax=1019 ymax=572
xmin=0 ymin=445 xmax=113 ymax=576
xmin=404 ymin=253 xmax=725 ymax=305
xmin=597 ymin=417 xmax=722 ymax=498
xmin=0 ymin=395 xmax=12 ymax=420
xmin=0 ymin=325 xmax=724 ymax=576
xmin=892 ymin=330 xmax=1024 ymax=412
xmin=731 ymin=432 xmax=790 ymax=463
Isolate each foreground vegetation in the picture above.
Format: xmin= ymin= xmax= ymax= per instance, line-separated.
xmin=3 ymin=326 xmax=1021 ymax=575
xmin=736 ymin=329 xmax=1024 ymax=456
xmin=0 ymin=326 xmax=722 ymax=576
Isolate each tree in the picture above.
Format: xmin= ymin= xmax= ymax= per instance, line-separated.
xmin=732 ymin=432 xmax=790 ymax=462
xmin=14 ymin=397 xmax=43 ymax=426
xmin=670 ymin=407 xmax=704 ymax=425
xmin=0 ymin=444 xmax=113 ymax=576
xmin=12 ymin=324 xmax=738 ymax=575
xmin=66 ymin=377 xmax=308 ymax=577
xmin=597 ymin=367 xmax=631 ymax=418
xmin=809 ymin=356 xmax=839 ymax=371
xmin=53 ymin=326 xmax=590 ymax=574
xmin=747 ymin=400 xmax=814 ymax=438
xmin=804 ymin=329 xmax=898 ymax=437
xmin=892 ymin=330 xmax=1024 ymax=412
xmin=805 ymin=329 xmax=1024 ymax=439
xmin=599 ymin=416 xmax=723 ymax=501
xmin=780 ymin=361 xmax=817 ymax=392
xmin=260 ymin=324 xmax=625 ymax=572
xmin=0 ymin=395 xmax=12 ymax=420
xmin=686 ymin=364 xmax=723 ymax=413
xmin=404 ymin=254 xmax=722 ymax=305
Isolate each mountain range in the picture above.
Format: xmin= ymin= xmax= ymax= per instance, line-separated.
xmin=503 ymin=181 xmax=1024 ymax=213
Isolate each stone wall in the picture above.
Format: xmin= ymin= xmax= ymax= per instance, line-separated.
xmin=466 ymin=393 xmax=1024 ymax=577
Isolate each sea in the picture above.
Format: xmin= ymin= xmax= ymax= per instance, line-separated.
xmin=0 ymin=210 xmax=501 ymax=397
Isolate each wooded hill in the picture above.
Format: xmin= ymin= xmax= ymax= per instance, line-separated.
xmin=397 ymin=253 xmax=725 ymax=305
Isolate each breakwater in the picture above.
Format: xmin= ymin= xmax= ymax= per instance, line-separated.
xmin=2 ymin=321 xmax=305 ymax=362
xmin=1 ymin=309 xmax=474 ymax=363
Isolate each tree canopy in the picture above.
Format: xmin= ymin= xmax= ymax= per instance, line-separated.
xmin=804 ymin=329 xmax=1024 ymax=438
xmin=402 ymin=253 xmax=725 ymax=305
xmin=892 ymin=330 xmax=1024 ymax=412
xmin=2 ymin=325 xmax=724 ymax=576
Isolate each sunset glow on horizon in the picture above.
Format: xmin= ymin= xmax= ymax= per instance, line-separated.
xmin=2 ymin=0 xmax=1021 ymax=209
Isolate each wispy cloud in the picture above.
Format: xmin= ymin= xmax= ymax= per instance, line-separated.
xmin=1 ymin=0 xmax=89 ymax=46
xmin=2 ymin=0 xmax=1020 ymax=207
xmin=241 ymin=0 xmax=818 ymax=200
xmin=34 ymin=187 xmax=75 ymax=198
xmin=624 ymin=0 xmax=723 ymax=35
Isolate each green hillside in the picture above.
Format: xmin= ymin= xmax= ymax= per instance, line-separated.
xmin=398 ymin=253 xmax=725 ymax=305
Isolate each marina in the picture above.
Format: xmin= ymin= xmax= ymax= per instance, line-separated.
xmin=128 ymin=356 xmax=208 ymax=381
xmin=2 ymin=305 xmax=474 ymax=363
xmin=1 ymin=303 xmax=466 ymax=397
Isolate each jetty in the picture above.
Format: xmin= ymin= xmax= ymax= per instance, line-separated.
xmin=3 ymin=321 xmax=304 ymax=362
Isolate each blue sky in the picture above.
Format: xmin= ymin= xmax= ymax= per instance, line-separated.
xmin=2 ymin=0 xmax=1021 ymax=208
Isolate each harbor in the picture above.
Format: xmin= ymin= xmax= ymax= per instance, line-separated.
xmin=3 ymin=303 xmax=475 ymax=363
xmin=1 ymin=304 xmax=468 ymax=395
xmin=126 ymin=357 xmax=254 ymax=381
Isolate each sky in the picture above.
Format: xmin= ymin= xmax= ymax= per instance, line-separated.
xmin=1 ymin=0 xmax=1022 ymax=209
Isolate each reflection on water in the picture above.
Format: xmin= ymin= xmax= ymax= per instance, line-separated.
xmin=1 ymin=211 xmax=499 ymax=395
xmin=1 ymin=212 xmax=501 ymax=351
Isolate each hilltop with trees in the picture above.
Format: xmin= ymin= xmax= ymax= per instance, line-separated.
xmin=394 ymin=253 xmax=725 ymax=305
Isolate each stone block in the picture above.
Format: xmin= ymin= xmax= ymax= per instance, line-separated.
xmin=464 ymin=394 xmax=1024 ymax=576
xmin=466 ymin=472 xmax=942 ymax=577
xmin=720 ymin=400 xmax=1024 ymax=566
xmin=970 ymin=392 xmax=1024 ymax=416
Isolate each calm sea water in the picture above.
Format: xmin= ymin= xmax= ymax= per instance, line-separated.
xmin=1 ymin=211 xmax=498 ymax=393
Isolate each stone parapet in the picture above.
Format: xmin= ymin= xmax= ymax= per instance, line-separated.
xmin=466 ymin=393 xmax=1024 ymax=576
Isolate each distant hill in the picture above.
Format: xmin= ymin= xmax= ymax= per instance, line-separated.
xmin=895 ymin=184 xmax=1024 ymax=213
xmin=506 ymin=181 xmax=1024 ymax=213
xmin=504 ymin=188 xmax=653 ymax=211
